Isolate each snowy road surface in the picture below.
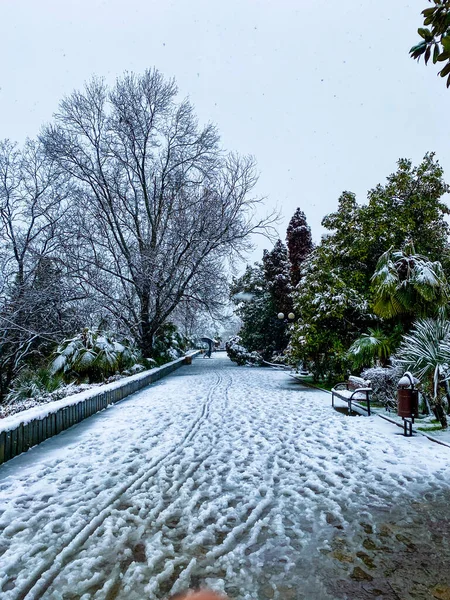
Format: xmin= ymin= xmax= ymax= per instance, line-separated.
xmin=1 ymin=354 xmax=450 ymax=600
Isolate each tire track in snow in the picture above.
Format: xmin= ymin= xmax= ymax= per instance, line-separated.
xmin=0 ymin=416 xmax=174 ymax=554
xmin=10 ymin=371 xmax=223 ymax=600
xmin=196 ymin=374 xmax=280 ymax=565
xmin=138 ymin=370 xmax=282 ymax=598
xmin=54 ymin=371 xmax=235 ymax=599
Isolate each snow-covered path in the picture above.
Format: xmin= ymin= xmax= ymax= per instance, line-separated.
xmin=1 ymin=354 xmax=450 ymax=600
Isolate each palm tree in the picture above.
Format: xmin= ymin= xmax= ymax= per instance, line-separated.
xmin=371 ymin=243 xmax=449 ymax=322
xmin=50 ymin=328 xmax=140 ymax=383
xmin=348 ymin=327 xmax=401 ymax=369
xmin=396 ymin=317 xmax=450 ymax=428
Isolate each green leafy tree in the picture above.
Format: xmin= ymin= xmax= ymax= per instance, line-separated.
xmin=230 ymin=263 xmax=275 ymax=358
xmin=262 ymin=240 xmax=293 ymax=355
xmin=410 ymin=1 xmax=450 ymax=87
xmin=289 ymin=154 xmax=450 ymax=379
xmin=320 ymin=191 xmax=368 ymax=289
xmin=359 ymin=154 xmax=450 ymax=276
xmin=321 ymin=155 xmax=450 ymax=287
xmin=262 ymin=240 xmax=293 ymax=316
xmin=231 ymin=241 xmax=293 ymax=360
xmin=289 ymin=248 xmax=372 ymax=381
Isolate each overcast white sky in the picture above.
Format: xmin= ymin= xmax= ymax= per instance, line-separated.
xmin=1 ymin=0 xmax=449 ymax=264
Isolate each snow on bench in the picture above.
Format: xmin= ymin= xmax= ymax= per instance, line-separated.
xmin=331 ymin=375 xmax=372 ymax=416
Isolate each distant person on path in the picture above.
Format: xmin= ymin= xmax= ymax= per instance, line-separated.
xmin=201 ymin=337 xmax=214 ymax=358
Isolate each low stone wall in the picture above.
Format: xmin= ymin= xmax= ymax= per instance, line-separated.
xmin=0 ymin=352 xmax=200 ymax=465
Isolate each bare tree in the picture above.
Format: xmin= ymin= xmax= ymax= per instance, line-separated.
xmin=0 ymin=139 xmax=76 ymax=399
xmin=43 ymin=69 xmax=276 ymax=356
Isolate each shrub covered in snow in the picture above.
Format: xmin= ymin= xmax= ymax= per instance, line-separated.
xmin=5 ymin=368 xmax=64 ymax=406
xmin=268 ymin=353 xmax=289 ymax=366
xmin=225 ymin=336 xmax=263 ymax=366
xmin=50 ymin=328 xmax=140 ymax=383
xmin=360 ymin=364 xmax=403 ymax=410
xmin=152 ymin=322 xmax=192 ymax=365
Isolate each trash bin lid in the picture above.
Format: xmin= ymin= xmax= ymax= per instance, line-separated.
xmin=398 ymin=374 xmax=420 ymax=388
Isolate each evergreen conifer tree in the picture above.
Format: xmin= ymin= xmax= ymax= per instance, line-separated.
xmin=262 ymin=239 xmax=292 ymax=316
xmin=231 ymin=240 xmax=294 ymax=359
xmin=286 ymin=208 xmax=313 ymax=287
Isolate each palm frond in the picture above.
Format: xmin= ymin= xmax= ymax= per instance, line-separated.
xmin=371 ymin=247 xmax=450 ymax=319
xmin=348 ymin=328 xmax=393 ymax=369
xmin=396 ymin=317 xmax=450 ymax=397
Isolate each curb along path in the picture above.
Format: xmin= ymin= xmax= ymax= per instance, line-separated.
xmin=0 ymin=352 xmax=200 ymax=465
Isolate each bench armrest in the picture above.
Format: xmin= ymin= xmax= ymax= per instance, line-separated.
xmin=348 ymin=388 xmax=371 ymax=401
xmin=332 ymin=382 xmax=348 ymax=391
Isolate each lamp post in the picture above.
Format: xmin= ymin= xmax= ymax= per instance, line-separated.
xmin=277 ymin=312 xmax=295 ymax=321
xmin=276 ymin=312 xmax=295 ymax=353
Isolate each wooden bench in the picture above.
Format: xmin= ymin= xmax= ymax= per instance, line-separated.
xmin=331 ymin=376 xmax=372 ymax=416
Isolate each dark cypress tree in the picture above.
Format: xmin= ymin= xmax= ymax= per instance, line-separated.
xmin=231 ymin=241 xmax=293 ymax=359
xmin=262 ymin=239 xmax=293 ymax=316
xmin=286 ymin=208 xmax=313 ymax=286
xmin=262 ymin=239 xmax=293 ymax=354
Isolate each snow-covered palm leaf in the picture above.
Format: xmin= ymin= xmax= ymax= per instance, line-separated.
xmin=371 ymin=249 xmax=403 ymax=318
xmin=94 ymin=347 xmax=119 ymax=373
xmin=61 ymin=340 xmax=78 ymax=358
xmin=372 ymin=246 xmax=449 ymax=319
xmin=49 ymin=354 xmax=67 ymax=375
xmin=411 ymin=260 xmax=441 ymax=287
xmin=396 ymin=318 xmax=450 ymax=398
xmin=76 ymin=349 xmax=96 ymax=368
xmin=113 ymin=341 xmax=125 ymax=353
xmin=371 ymin=250 xmax=399 ymax=290
xmin=411 ymin=259 xmax=448 ymax=304
xmin=348 ymin=328 xmax=393 ymax=368
xmin=50 ymin=328 xmax=141 ymax=382
xmin=95 ymin=335 xmax=109 ymax=350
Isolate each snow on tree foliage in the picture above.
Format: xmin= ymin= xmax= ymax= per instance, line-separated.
xmin=0 ymin=138 xmax=80 ymax=402
xmin=371 ymin=243 xmax=449 ymax=321
xmin=225 ymin=336 xmax=263 ymax=366
xmin=288 ymin=247 xmax=374 ymax=381
xmin=360 ymin=364 xmax=403 ymax=410
xmin=230 ymin=241 xmax=293 ymax=360
xmin=288 ymin=154 xmax=450 ymax=382
xmin=50 ymin=328 xmax=141 ymax=383
xmin=262 ymin=239 xmax=292 ymax=315
xmin=42 ymin=69 xmax=277 ymax=359
xmin=230 ymin=263 xmax=278 ymax=359
xmin=286 ymin=208 xmax=313 ymax=287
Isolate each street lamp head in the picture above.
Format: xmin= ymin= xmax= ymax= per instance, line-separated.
xmin=277 ymin=312 xmax=285 ymax=320
xmin=288 ymin=312 xmax=295 ymax=320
